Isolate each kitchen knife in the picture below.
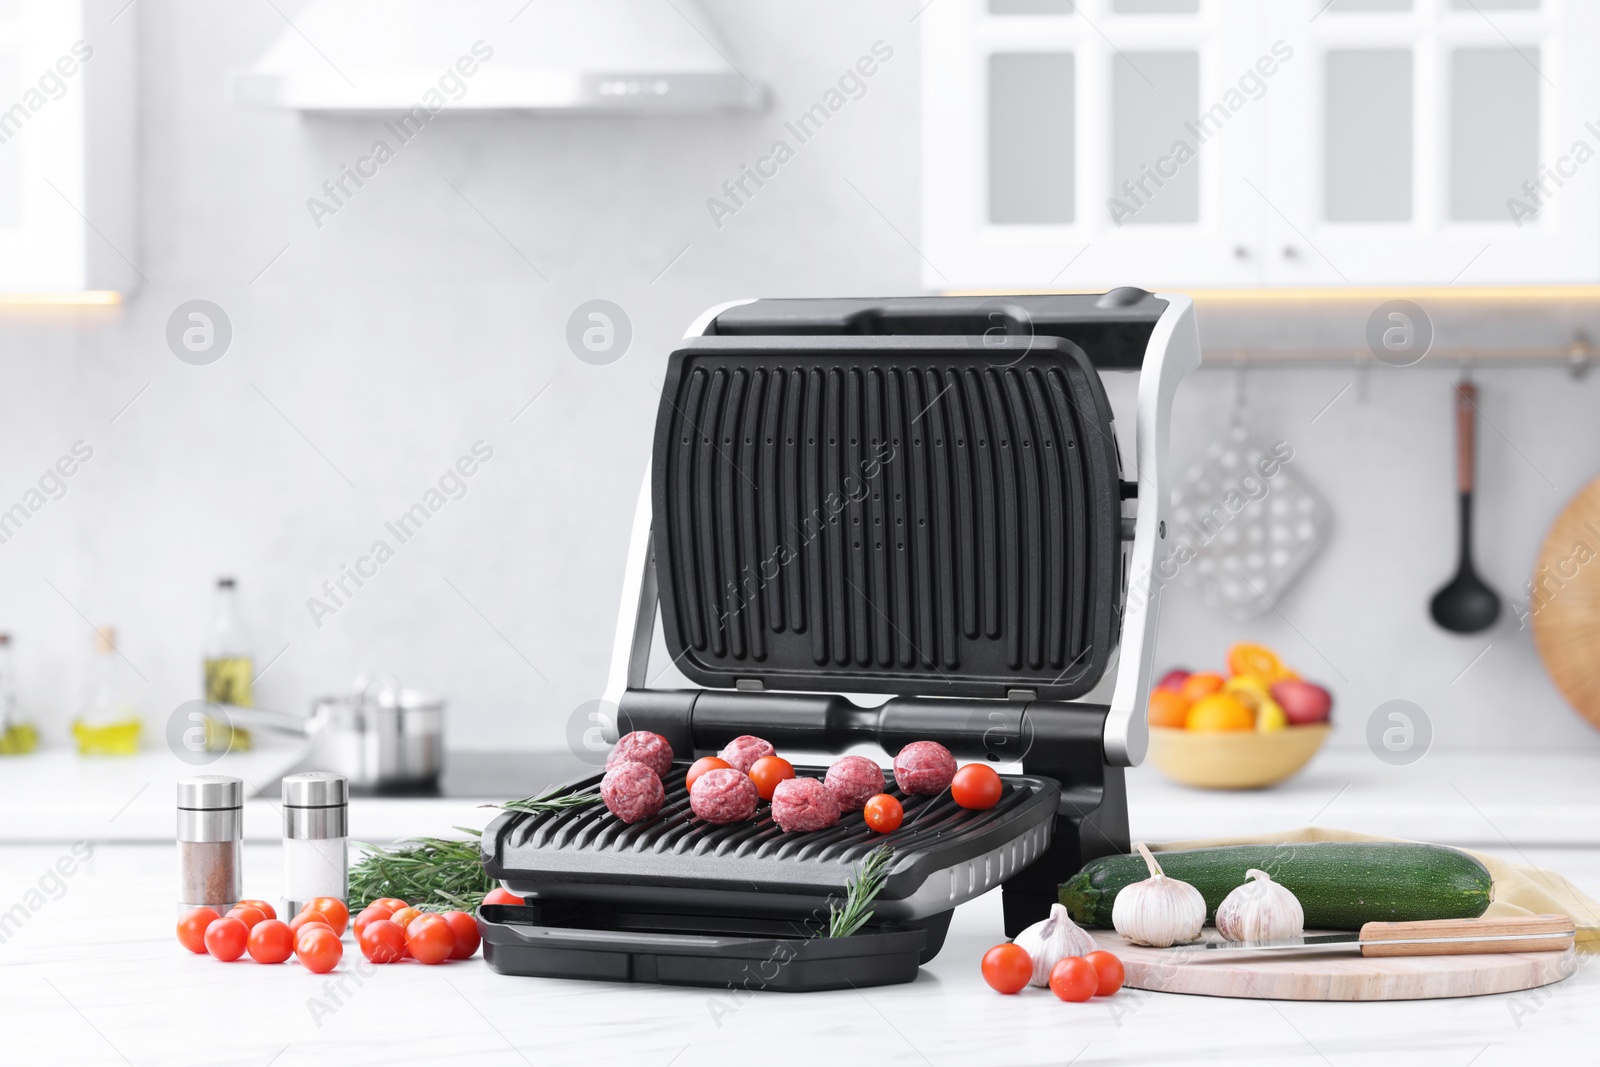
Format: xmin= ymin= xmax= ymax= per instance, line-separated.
xmin=1186 ymin=915 xmax=1575 ymax=957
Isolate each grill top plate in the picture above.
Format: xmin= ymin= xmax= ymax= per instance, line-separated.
xmin=482 ymin=765 xmax=1060 ymax=912
xmin=650 ymin=334 xmax=1123 ymax=702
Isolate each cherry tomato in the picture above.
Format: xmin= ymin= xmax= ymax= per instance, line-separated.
xmin=236 ymin=898 xmax=277 ymax=921
xmin=862 ymin=794 xmax=904 ymax=834
xmin=303 ymin=897 xmax=349 ymax=937
xmin=177 ymin=907 xmax=219 ymax=954
xmin=950 ymin=764 xmax=1003 ymax=810
xmin=981 ymin=943 xmax=1032 ymax=994
xmin=1085 ymin=950 xmax=1125 ymax=997
xmin=289 ymin=911 xmax=333 ymax=937
xmin=225 ymin=905 xmax=265 ymax=930
xmin=388 ymin=906 xmax=423 ymax=932
xmin=295 ymin=925 xmax=343 ymax=974
xmin=482 ymin=888 xmax=523 ymax=908
xmin=352 ymin=905 xmax=392 ymax=939
xmin=204 ymin=916 xmax=249 ymax=962
xmin=370 ymin=897 xmax=409 ymax=915
xmin=747 ymin=756 xmax=796 ymax=801
xmin=357 ymin=918 xmax=407 ymax=964
xmin=441 ymin=910 xmax=481 ymax=960
xmin=247 ymin=919 xmax=295 ymax=964
xmin=1049 ymin=957 xmax=1098 ymax=1002
xmin=685 ymin=756 xmax=731 ymax=793
xmin=406 ymin=913 xmax=455 ymax=965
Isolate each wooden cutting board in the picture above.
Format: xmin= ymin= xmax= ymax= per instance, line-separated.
xmin=1089 ymin=930 xmax=1576 ymax=1001
xmin=1531 ymin=474 xmax=1600 ymax=731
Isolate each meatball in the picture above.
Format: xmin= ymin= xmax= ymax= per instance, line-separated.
xmin=824 ymin=756 xmax=886 ymax=812
xmin=771 ymin=777 xmax=840 ymax=833
xmin=689 ymin=768 xmax=759 ymax=825
xmin=607 ymin=730 xmax=674 ymax=778
xmin=717 ymin=734 xmax=776 ymax=774
xmin=600 ymin=760 xmax=665 ymax=824
xmin=893 ymin=740 xmax=957 ymax=796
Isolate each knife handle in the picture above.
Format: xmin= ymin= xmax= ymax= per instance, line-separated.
xmin=1358 ymin=914 xmax=1576 ymax=957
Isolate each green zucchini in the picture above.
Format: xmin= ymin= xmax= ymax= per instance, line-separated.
xmin=1060 ymin=843 xmax=1492 ymax=931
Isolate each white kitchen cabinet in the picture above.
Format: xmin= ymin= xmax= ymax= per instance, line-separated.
xmin=0 ymin=0 xmax=136 ymax=297
xmin=923 ymin=0 xmax=1600 ymax=289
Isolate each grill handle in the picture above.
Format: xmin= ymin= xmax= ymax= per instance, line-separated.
xmin=621 ymin=688 xmax=1059 ymax=763
xmin=617 ymin=688 xmax=1118 ymax=811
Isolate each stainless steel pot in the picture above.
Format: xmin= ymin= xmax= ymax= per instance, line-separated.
xmin=218 ymin=675 xmax=445 ymax=790
xmin=310 ymin=685 xmax=444 ymax=790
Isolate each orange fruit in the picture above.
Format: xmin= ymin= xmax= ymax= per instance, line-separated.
xmin=1226 ymin=642 xmax=1288 ymax=683
xmin=1179 ymin=671 xmax=1226 ymax=703
xmin=1147 ymin=689 xmax=1190 ymax=729
xmin=1186 ymin=694 xmax=1255 ymax=732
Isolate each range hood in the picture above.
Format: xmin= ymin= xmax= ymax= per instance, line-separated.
xmin=230 ymin=0 xmax=765 ymax=114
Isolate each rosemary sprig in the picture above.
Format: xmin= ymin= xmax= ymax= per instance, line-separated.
xmin=488 ymin=787 xmax=603 ymax=815
xmin=826 ymin=845 xmax=895 ymax=938
xmin=348 ymin=789 xmax=602 ymax=912
xmin=347 ymin=829 xmax=497 ymax=912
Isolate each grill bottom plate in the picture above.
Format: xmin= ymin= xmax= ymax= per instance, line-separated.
xmin=483 ymin=765 xmax=1060 ymax=921
xmin=476 ymin=901 xmax=950 ymax=992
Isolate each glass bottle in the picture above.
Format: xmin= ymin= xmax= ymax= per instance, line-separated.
xmin=203 ymin=577 xmax=254 ymax=751
xmin=72 ymin=627 xmax=142 ymax=755
xmin=0 ymin=634 xmax=37 ymax=755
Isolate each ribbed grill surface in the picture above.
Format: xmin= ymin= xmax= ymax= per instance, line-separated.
xmin=653 ymin=351 xmax=1119 ymax=697
xmin=505 ymin=769 xmax=1038 ymax=867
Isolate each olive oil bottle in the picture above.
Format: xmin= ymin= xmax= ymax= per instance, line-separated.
xmin=0 ymin=634 xmax=37 ymax=755
xmin=72 ymin=627 xmax=142 ymax=755
xmin=203 ymin=577 xmax=254 ymax=751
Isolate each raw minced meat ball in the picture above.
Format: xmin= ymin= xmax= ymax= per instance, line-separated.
xmin=607 ymin=730 xmax=674 ymax=778
xmin=600 ymin=760 xmax=665 ymax=824
xmin=893 ymin=740 xmax=957 ymax=796
xmin=771 ymin=777 xmax=840 ymax=833
xmin=717 ymin=735 xmax=775 ymax=774
xmin=689 ymin=768 xmax=759 ymax=825
xmin=824 ymin=755 xmax=886 ymax=812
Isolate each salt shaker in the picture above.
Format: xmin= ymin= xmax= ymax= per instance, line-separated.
xmin=282 ymin=771 xmax=348 ymax=917
xmin=177 ymin=775 xmax=242 ymax=916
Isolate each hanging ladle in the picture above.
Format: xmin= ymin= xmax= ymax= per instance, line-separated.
xmin=1429 ymin=378 xmax=1501 ymax=633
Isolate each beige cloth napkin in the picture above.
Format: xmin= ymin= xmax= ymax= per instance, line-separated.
xmin=1150 ymin=826 xmax=1600 ymax=950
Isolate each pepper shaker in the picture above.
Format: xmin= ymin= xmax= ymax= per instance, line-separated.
xmin=177 ymin=775 xmax=242 ymax=917
xmin=282 ymin=771 xmax=348 ymax=917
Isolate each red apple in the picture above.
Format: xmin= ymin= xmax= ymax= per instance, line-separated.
xmin=1271 ymin=679 xmax=1333 ymax=725
xmin=1156 ymin=669 xmax=1191 ymax=693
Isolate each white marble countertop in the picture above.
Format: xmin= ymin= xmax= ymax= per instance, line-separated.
xmin=3 ymin=744 xmax=1596 ymax=847
xmin=1125 ymin=745 xmax=1600 ymax=848
xmin=0 ymin=841 xmax=1594 ymax=1066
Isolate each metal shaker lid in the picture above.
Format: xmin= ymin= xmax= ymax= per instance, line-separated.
xmin=176 ymin=775 xmax=243 ymax=809
xmin=282 ymin=771 xmax=348 ymax=807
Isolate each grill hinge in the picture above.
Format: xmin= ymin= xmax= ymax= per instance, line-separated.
xmin=1006 ymin=689 xmax=1037 ymax=702
xmin=735 ymin=678 xmax=765 ymax=692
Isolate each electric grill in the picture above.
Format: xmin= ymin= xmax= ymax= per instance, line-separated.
xmin=479 ymin=291 xmax=1200 ymax=990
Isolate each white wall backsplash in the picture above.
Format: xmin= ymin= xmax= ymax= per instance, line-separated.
xmin=1160 ymin=364 xmax=1600 ymax=754
xmin=0 ymin=1 xmax=1595 ymax=755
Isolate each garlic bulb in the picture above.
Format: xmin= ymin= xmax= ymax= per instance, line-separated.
xmin=1112 ymin=842 xmax=1206 ymax=947
xmin=1215 ymin=868 xmax=1304 ymax=942
xmin=1013 ymin=903 xmax=1096 ymax=987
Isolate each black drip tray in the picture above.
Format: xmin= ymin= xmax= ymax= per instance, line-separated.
xmin=477 ymin=901 xmax=948 ymax=992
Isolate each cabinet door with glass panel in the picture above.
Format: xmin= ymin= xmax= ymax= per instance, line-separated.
xmin=1261 ymin=0 xmax=1600 ymax=284
xmin=924 ymin=0 xmax=1600 ymax=288
xmin=922 ymin=0 xmax=1275 ymax=290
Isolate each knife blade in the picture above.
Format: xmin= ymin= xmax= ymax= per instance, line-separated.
xmin=1179 ymin=914 xmax=1575 ymax=957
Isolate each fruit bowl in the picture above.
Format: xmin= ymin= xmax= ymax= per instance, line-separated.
xmin=1147 ymin=724 xmax=1331 ymax=790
